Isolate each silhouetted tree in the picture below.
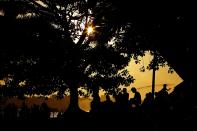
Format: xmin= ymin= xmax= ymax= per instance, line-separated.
xmin=0 ymin=0 xmax=173 ymax=113
xmin=18 ymin=0 xmax=139 ymax=112
xmin=0 ymin=1 xmax=67 ymax=99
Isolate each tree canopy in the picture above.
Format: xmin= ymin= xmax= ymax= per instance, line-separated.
xmin=0 ymin=0 xmax=137 ymax=110
xmin=0 ymin=0 xmax=184 ymax=111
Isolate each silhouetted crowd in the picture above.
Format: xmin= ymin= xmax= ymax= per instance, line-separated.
xmin=0 ymin=84 xmax=196 ymax=130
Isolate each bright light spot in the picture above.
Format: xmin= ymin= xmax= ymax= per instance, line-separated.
xmin=108 ymin=37 xmax=116 ymax=47
xmin=0 ymin=10 xmax=4 ymax=16
xmin=16 ymin=13 xmax=36 ymax=19
xmin=89 ymin=42 xmax=97 ymax=48
xmin=50 ymin=112 xmax=59 ymax=118
xmin=35 ymin=1 xmax=48 ymax=8
xmin=19 ymin=80 xmax=26 ymax=87
xmin=87 ymin=26 xmax=94 ymax=35
xmin=0 ymin=80 xmax=5 ymax=86
xmin=56 ymin=5 xmax=60 ymax=10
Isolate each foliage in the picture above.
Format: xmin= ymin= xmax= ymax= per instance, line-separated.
xmin=0 ymin=0 xmax=172 ymax=102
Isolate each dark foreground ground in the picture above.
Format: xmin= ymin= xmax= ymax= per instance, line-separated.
xmin=1 ymin=111 xmax=197 ymax=131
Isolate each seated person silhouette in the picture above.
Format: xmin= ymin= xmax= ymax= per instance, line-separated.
xmin=130 ymin=87 xmax=141 ymax=108
xmin=155 ymin=84 xmax=169 ymax=109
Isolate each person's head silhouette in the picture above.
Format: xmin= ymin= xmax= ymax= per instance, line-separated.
xmin=163 ymin=84 xmax=167 ymax=89
xmin=161 ymin=84 xmax=168 ymax=92
xmin=123 ymin=88 xmax=127 ymax=93
xmin=131 ymin=87 xmax=137 ymax=93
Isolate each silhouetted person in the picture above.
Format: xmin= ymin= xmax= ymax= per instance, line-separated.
xmin=153 ymin=84 xmax=171 ymax=129
xmin=90 ymin=95 xmax=101 ymax=113
xmin=114 ymin=92 xmax=122 ymax=112
xmin=154 ymin=84 xmax=169 ymax=109
xmin=142 ymin=92 xmax=153 ymax=111
xmin=159 ymin=84 xmax=168 ymax=95
xmin=119 ymin=88 xmax=129 ymax=112
xmin=130 ymin=87 xmax=141 ymax=108
xmin=100 ymin=95 xmax=113 ymax=113
xmin=115 ymin=88 xmax=129 ymax=112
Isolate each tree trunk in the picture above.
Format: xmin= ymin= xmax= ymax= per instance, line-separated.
xmin=93 ymin=86 xmax=99 ymax=99
xmin=67 ymin=84 xmax=81 ymax=112
xmin=91 ymin=86 xmax=100 ymax=112
xmin=152 ymin=50 xmax=156 ymax=101
xmin=152 ymin=66 xmax=156 ymax=100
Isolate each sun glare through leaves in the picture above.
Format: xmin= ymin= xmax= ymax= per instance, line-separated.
xmin=87 ymin=26 xmax=94 ymax=35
